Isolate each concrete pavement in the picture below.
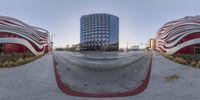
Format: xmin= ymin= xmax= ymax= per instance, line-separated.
xmin=53 ymin=51 xmax=152 ymax=97
xmin=0 ymin=51 xmax=200 ymax=100
xmin=59 ymin=51 xmax=147 ymax=69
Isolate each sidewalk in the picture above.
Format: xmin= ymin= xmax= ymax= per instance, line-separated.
xmin=0 ymin=52 xmax=200 ymax=100
xmin=0 ymin=54 xmax=67 ymax=100
xmin=132 ymin=52 xmax=200 ymax=100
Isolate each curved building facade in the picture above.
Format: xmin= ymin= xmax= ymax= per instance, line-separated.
xmin=156 ymin=16 xmax=200 ymax=55
xmin=0 ymin=16 xmax=49 ymax=56
xmin=80 ymin=13 xmax=119 ymax=51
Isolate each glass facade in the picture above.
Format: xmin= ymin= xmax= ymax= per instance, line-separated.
xmin=80 ymin=13 xmax=119 ymax=51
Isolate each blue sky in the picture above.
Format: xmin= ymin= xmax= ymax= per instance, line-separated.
xmin=0 ymin=0 xmax=200 ymax=48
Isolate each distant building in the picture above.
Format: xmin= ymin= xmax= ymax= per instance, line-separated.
xmin=80 ymin=13 xmax=119 ymax=51
xmin=148 ymin=38 xmax=156 ymax=50
xmin=65 ymin=44 xmax=70 ymax=50
xmin=156 ymin=16 xmax=200 ymax=55
xmin=0 ymin=16 xmax=49 ymax=56
xmin=130 ymin=45 xmax=140 ymax=51
xmin=71 ymin=43 xmax=80 ymax=51
xmin=66 ymin=44 xmax=70 ymax=48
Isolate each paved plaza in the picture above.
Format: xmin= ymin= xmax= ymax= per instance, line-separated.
xmin=0 ymin=51 xmax=200 ymax=100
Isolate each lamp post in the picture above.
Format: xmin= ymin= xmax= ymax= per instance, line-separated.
xmin=126 ymin=41 xmax=129 ymax=52
xmin=50 ymin=34 xmax=55 ymax=53
xmin=103 ymin=42 xmax=105 ymax=53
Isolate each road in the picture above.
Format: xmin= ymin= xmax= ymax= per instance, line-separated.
xmin=53 ymin=51 xmax=152 ymax=96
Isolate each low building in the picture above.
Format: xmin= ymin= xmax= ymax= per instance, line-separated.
xmin=65 ymin=44 xmax=70 ymax=50
xmin=130 ymin=45 xmax=140 ymax=51
xmin=0 ymin=16 xmax=49 ymax=56
xmin=148 ymin=38 xmax=156 ymax=50
xmin=156 ymin=16 xmax=200 ymax=55
xmin=71 ymin=43 xmax=80 ymax=51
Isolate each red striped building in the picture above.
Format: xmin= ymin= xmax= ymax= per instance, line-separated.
xmin=156 ymin=16 xmax=200 ymax=55
xmin=0 ymin=16 xmax=49 ymax=56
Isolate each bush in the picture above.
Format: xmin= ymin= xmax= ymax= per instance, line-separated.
xmin=161 ymin=52 xmax=200 ymax=68
xmin=0 ymin=55 xmax=5 ymax=63
xmin=191 ymin=61 xmax=196 ymax=67
xmin=195 ymin=61 xmax=200 ymax=68
xmin=24 ymin=53 xmax=34 ymax=58
xmin=2 ymin=61 xmax=9 ymax=67
xmin=182 ymin=54 xmax=192 ymax=61
xmin=0 ymin=53 xmax=46 ymax=68
xmin=168 ymin=55 xmax=173 ymax=60
xmin=5 ymin=54 xmax=12 ymax=61
xmin=12 ymin=53 xmax=23 ymax=61
xmin=8 ymin=61 xmax=16 ymax=67
xmin=15 ymin=58 xmax=25 ymax=65
xmin=24 ymin=57 xmax=32 ymax=62
xmin=174 ymin=57 xmax=188 ymax=64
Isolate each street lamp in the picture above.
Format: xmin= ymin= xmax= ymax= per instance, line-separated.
xmin=50 ymin=34 xmax=56 ymax=52
xmin=126 ymin=41 xmax=129 ymax=52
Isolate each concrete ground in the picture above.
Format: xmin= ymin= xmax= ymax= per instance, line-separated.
xmin=53 ymin=51 xmax=151 ymax=95
xmin=0 ymin=51 xmax=200 ymax=100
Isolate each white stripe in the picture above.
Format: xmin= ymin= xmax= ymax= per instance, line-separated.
xmin=0 ymin=38 xmax=47 ymax=55
xmin=0 ymin=29 xmax=48 ymax=49
xmin=166 ymin=38 xmax=200 ymax=55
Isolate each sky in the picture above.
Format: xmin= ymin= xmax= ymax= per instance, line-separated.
xmin=0 ymin=0 xmax=200 ymax=48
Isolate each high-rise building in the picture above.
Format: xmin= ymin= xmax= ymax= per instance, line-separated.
xmin=80 ymin=13 xmax=119 ymax=51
